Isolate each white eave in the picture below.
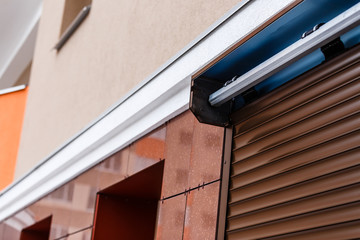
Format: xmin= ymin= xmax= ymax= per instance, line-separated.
xmin=0 ymin=0 xmax=296 ymax=222
xmin=0 ymin=0 xmax=42 ymax=89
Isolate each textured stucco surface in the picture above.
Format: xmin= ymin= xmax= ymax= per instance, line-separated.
xmin=15 ymin=0 xmax=240 ymax=178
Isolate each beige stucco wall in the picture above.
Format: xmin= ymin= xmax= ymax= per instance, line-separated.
xmin=15 ymin=0 xmax=240 ymax=178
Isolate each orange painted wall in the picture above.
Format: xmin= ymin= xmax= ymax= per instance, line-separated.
xmin=0 ymin=87 xmax=28 ymax=190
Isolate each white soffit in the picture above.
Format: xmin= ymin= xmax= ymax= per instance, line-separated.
xmin=0 ymin=0 xmax=42 ymax=89
xmin=0 ymin=0 xmax=296 ymax=221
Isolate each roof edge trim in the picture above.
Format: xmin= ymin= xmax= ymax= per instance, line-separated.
xmin=0 ymin=85 xmax=27 ymax=96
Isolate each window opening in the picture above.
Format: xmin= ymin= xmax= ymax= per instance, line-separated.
xmin=55 ymin=0 xmax=92 ymax=50
xmin=91 ymin=161 xmax=164 ymax=240
xmin=20 ymin=216 xmax=52 ymax=240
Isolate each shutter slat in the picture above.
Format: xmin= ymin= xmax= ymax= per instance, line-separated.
xmin=231 ymin=137 xmax=360 ymax=189
xmin=227 ymin=183 xmax=360 ymax=230
xmin=227 ymin=201 xmax=360 ymax=240
xmin=229 ymin=164 xmax=360 ymax=204
xmin=232 ymin=113 xmax=360 ymax=173
xmin=234 ymin=64 xmax=360 ymax=136
xmin=229 ymin=147 xmax=360 ymax=215
xmin=233 ymin=89 xmax=360 ymax=151
xmin=263 ymin=220 xmax=360 ymax=240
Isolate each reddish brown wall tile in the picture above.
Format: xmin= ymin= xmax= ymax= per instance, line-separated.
xmin=188 ymin=120 xmax=223 ymax=189
xmin=162 ymin=111 xmax=195 ymax=198
xmin=155 ymin=195 xmax=187 ymax=240
xmin=97 ymin=147 xmax=129 ymax=190
xmin=128 ymin=126 xmax=166 ymax=176
xmin=66 ymin=227 xmax=92 ymax=240
xmin=3 ymin=218 xmax=21 ymax=240
xmin=0 ymin=221 xmax=4 ymax=239
xmin=183 ymin=182 xmax=220 ymax=240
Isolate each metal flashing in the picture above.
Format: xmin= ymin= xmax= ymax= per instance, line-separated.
xmin=0 ymin=85 xmax=27 ymax=96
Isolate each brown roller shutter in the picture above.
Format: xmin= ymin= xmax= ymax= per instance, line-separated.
xmin=226 ymin=44 xmax=360 ymax=240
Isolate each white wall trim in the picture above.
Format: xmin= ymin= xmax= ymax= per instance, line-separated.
xmin=0 ymin=0 xmax=295 ymax=222
xmin=0 ymin=85 xmax=26 ymax=96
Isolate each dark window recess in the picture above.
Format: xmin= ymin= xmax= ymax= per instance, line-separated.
xmin=54 ymin=0 xmax=92 ymax=51
xmin=91 ymin=161 xmax=164 ymax=240
xmin=20 ymin=216 xmax=52 ymax=240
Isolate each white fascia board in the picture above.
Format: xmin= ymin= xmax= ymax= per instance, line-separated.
xmin=0 ymin=0 xmax=295 ymax=221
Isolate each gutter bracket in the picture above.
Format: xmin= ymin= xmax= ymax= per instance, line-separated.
xmin=321 ymin=37 xmax=345 ymax=61
xmin=302 ymin=23 xmax=346 ymax=61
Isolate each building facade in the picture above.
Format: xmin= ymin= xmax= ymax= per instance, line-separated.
xmin=0 ymin=0 xmax=359 ymax=239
